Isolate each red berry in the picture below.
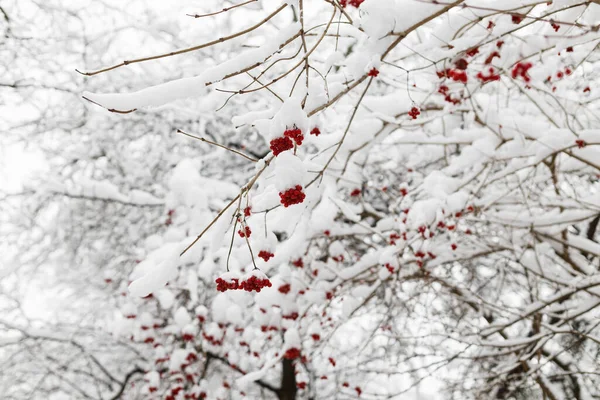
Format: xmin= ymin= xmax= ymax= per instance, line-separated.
xmin=350 ymin=188 xmax=361 ymax=197
xmin=575 ymin=139 xmax=586 ymax=148
xmin=244 ymin=206 xmax=251 ymax=217
xmin=310 ymin=127 xmax=321 ymax=136
xmin=451 ymin=243 xmax=458 ymax=251
xmin=328 ymin=357 xmax=336 ymax=366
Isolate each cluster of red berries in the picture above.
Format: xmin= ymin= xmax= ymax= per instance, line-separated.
xmin=310 ymin=127 xmax=321 ymax=136
xmin=243 ymin=206 xmax=251 ymax=217
xmin=552 ymin=66 xmax=572 ymax=81
xmin=260 ymin=325 xmax=279 ymax=332
xmin=258 ymin=250 xmax=274 ymax=262
xmin=449 ymin=69 xmax=468 ymax=83
xmin=476 ymin=68 xmax=501 ymax=83
xmin=238 ymin=226 xmax=251 ymax=238
xmin=292 ymin=258 xmax=304 ymax=268
xmin=408 ymin=107 xmax=420 ymax=119
xmin=215 ymin=277 xmax=240 ymax=292
xmin=284 ymin=127 xmax=304 ymax=146
xmin=340 ymin=0 xmax=364 ymax=8
xmin=465 ymin=47 xmax=479 ymax=57
xmin=368 ymin=67 xmax=379 ymax=77
xmin=283 ymin=312 xmax=299 ymax=320
xmin=511 ymin=62 xmax=533 ymax=82
xmin=511 ymin=14 xmax=523 ymax=24
xmin=165 ymin=209 xmax=175 ymax=226
xmin=551 ymin=21 xmax=560 ymax=32
xmin=438 ymin=85 xmax=461 ymax=105
xmin=278 ymin=283 xmax=291 ymax=294
xmin=283 ymin=347 xmax=301 ymax=360
xmin=484 ymin=51 xmax=501 ymax=65
xmin=240 ymin=275 xmax=272 ymax=292
xmin=270 ymin=136 xmax=294 ymax=156
xmin=215 ymin=273 xmax=272 ymax=293
xmin=279 ymin=185 xmax=306 ymax=207
xmin=438 ymin=68 xmax=468 ymax=83
xmin=575 ymin=139 xmax=586 ymax=148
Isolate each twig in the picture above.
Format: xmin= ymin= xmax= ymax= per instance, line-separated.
xmin=186 ymin=0 xmax=258 ymax=19
xmin=176 ymin=129 xmax=258 ymax=162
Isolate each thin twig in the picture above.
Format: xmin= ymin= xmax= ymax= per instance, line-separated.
xmin=176 ymin=129 xmax=258 ymax=162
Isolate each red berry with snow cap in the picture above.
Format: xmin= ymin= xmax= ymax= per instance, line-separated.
xmin=270 ymin=136 xmax=294 ymax=156
xmin=279 ymin=185 xmax=306 ymax=207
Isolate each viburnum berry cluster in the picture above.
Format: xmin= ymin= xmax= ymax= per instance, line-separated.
xmin=237 ymin=226 xmax=251 ymax=238
xmin=511 ymin=61 xmax=533 ymax=82
xmin=476 ymin=67 xmax=501 ymax=83
xmin=438 ymin=68 xmax=468 ymax=83
xmin=269 ymin=136 xmax=293 ymax=156
xmin=408 ymin=107 xmax=420 ymax=119
xmin=257 ymin=250 xmax=274 ymax=262
xmin=215 ymin=271 xmax=272 ymax=293
xmin=279 ymin=185 xmax=306 ymax=207
xmin=283 ymin=127 xmax=303 ymax=146
xmin=283 ymin=347 xmax=301 ymax=360
xmin=367 ymin=67 xmax=379 ymax=77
